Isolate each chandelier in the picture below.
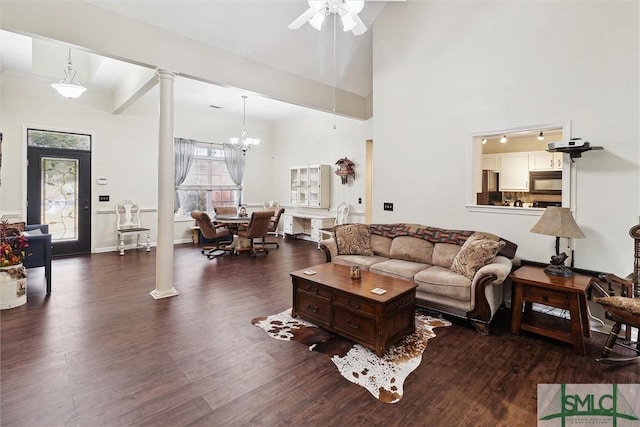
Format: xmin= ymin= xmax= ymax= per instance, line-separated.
xmin=229 ymin=96 xmax=260 ymax=155
xmin=51 ymin=48 xmax=87 ymax=99
xmin=288 ymin=0 xmax=367 ymax=36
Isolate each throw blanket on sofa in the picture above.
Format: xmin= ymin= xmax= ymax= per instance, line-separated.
xmin=369 ymin=223 xmax=474 ymax=246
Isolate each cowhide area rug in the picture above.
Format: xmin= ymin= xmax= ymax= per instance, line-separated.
xmin=251 ymin=309 xmax=451 ymax=403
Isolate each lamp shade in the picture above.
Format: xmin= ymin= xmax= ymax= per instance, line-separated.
xmin=530 ymin=207 xmax=585 ymax=239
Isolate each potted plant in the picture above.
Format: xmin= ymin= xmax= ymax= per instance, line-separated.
xmin=0 ymin=220 xmax=29 ymax=309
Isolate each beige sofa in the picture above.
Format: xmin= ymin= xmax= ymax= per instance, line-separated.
xmin=319 ymin=223 xmax=518 ymax=334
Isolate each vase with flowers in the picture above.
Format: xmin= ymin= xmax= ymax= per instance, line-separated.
xmin=0 ymin=220 xmax=29 ymax=309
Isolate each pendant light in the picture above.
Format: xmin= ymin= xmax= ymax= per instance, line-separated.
xmin=229 ymin=96 xmax=260 ymax=155
xmin=51 ymin=48 xmax=87 ymax=99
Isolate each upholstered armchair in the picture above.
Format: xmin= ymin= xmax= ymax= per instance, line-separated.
xmin=22 ymin=224 xmax=53 ymax=294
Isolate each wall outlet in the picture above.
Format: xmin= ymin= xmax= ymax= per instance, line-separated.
xmin=383 ymin=202 xmax=394 ymax=211
xmin=358 ymin=197 xmax=362 ymax=204
xmin=99 ymin=195 xmax=110 ymax=202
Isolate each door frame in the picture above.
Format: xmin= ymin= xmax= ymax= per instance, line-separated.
xmin=23 ymin=125 xmax=94 ymax=255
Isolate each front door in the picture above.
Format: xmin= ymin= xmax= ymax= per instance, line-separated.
xmin=26 ymin=128 xmax=92 ymax=256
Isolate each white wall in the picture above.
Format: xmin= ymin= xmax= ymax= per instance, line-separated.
xmin=373 ymin=1 xmax=639 ymax=275
xmin=272 ymin=112 xmax=371 ymax=221
xmin=0 ymin=73 xmax=274 ymax=251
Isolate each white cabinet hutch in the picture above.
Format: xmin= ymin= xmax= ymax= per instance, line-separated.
xmin=289 ymin=165 xmax=331 ymax=208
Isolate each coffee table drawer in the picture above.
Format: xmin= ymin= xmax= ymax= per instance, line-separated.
xmin=384 ymin=293 xmax=414 ymax=314
xmin=334 ymin=292 xmax=376 ymax=316
xmin=332 ymin=306 xmax=376 ymax=343
xmin=296 ymin=293 xmax=331 ymax=325
xmin=522 ymin=285 xmax=568 ymax=307
xmin=297 ymin=281 xmax=332 ymax=299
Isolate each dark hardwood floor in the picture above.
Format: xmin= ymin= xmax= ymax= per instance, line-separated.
xmin=1 ymin=238 xmax=638 ymax=427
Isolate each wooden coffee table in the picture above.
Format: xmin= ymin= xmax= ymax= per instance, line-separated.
xmin=291 ymin=263 xmax=417 ymax=356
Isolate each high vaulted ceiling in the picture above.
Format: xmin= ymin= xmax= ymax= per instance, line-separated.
xmin=1 ymin=0 xmax=405 ymax=121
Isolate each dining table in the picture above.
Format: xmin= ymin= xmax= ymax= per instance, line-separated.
xmin=213 ymin=215 xmax=252 ymax=252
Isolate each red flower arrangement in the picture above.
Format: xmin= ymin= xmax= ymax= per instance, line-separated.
xmin=0 ymin=220 xmax=29 ymax=267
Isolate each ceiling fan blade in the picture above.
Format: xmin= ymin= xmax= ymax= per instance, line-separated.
xmin=288 ymin=8 xmax=316 ymax=30
xmin=345 ymin=0 xmax=365 ymax=14
xmin=350 ymin=12 xmax=367 ymax=36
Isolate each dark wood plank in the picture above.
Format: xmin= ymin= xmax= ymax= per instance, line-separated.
xmin=1 ymin=237 xmax=638 ymax=426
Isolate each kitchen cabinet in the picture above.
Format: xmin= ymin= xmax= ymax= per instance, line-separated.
xmin=530 ymin=151 xmax=563 ymax=171
xmin=499 ymin=153 xmax=530 ymax=191
xmin=289 ymin=165 xmax=331 ymax=208
xmin=482 ymin=154 xmax=500 ymax=172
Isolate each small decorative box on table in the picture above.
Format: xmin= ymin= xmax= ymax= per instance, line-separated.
xmin=291 ymin=263 xmax=417 ymax=356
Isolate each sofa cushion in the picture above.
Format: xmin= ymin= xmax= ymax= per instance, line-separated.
xmin=370 ymin=234 xmax=393 ymax=258
xmin=369 ymin=259 xmax=430 ymax=281
xmin=333 ymin=254 xmax=389 ymax=271
xmin=334 ymin=224 xmax=374 ymax=256
xmin=414 ymin=266 xmax=472 ymax=301
xmin=450 ymin=233 xmax=506 ymax=280
xmin=389 ymin=236 xmax=434 ymax=264
xmin=431 ymin=243 xmax=461 ymax=268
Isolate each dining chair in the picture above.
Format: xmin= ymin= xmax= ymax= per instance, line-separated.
xmin=263 ymin=207 xmax=285 ymax=248
xmin=190 ymin=210 xmax=234 ymax=259
xmin=116 ymin=201 xmax=151 ymax=256
xmin=318 ymin=202 xmax=350 ymax=246
xmin=213 ymin=206 xmax=238 ymax=218
xmin=235 ymin=210 xmax=273 ymax=256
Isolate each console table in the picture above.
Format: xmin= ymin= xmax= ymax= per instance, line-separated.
xmin=510 ymin=265 xmax=591 ymax=355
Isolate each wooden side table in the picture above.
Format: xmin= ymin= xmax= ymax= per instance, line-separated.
xmin=510 ymin=265 xmax=592 ymax=355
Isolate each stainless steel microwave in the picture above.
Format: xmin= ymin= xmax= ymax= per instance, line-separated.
xmin=529 ymin=171 xmax=562 ymax=195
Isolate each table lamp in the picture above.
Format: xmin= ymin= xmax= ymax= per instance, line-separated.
xmin=530 ymin=206 xmax=585 ymax=277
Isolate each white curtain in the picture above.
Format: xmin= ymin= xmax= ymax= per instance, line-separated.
xmin=223 ymin=143 xmax=246 ymax=205
xmin=174 ymin=138 xmax=197 ymax=211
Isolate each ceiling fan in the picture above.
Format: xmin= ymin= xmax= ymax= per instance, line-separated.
xmin=288 ymin=0 xmax=367 ymax=36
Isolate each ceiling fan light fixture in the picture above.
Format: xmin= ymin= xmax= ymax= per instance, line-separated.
xmin=289 ymin=0 xmax=367 ymax=35
xmin=51 ymin=48 xmax=86 ymax=99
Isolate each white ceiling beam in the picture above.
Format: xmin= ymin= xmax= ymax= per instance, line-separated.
xmin=112 ymin=67 xmax=157 ymax=114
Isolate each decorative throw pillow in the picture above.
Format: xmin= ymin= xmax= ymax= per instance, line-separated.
xmin=450 ymin=233 xmax=506 ymax=280
xmin=334 ymin=224 xmax=374 ymax=256
xmin=4 ymin=222 xmax=26 ymax=237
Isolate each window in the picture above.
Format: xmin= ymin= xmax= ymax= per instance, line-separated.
xmin=176 ymin=142 xmax=239 ymax=213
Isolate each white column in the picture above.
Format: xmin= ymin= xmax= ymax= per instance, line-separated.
xmin=150 ymin=69 xmax=179 ymax=300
